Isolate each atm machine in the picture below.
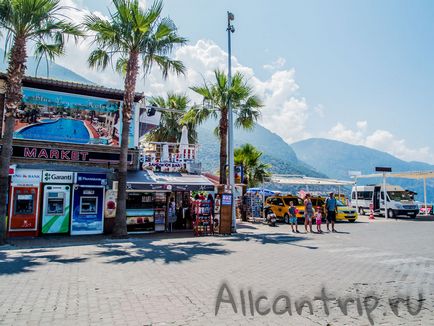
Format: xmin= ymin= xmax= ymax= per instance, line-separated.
xmin=41 ymin=185 xmax=71 ymax=234
xmin=8 ymin=169 xmax=42 ymax=237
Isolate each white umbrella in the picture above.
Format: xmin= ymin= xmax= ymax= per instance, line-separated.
xmin=161 ymin=143 xmax=170 ymax=162
xmin=179 ymin=125 xmax=189 ymax=159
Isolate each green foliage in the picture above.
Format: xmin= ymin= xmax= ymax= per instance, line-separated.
xmin=0 ymin=0 xmax=83 ymax=76
xmin=184 ymin=69 xmax=263 ymax=132
xmin=146 ymin=93 xmax=198 ymax=143
xmin=234 ymin=143 xmax=271 ymax=187
xmin=83 ymin=0 xmax=187 ymax=78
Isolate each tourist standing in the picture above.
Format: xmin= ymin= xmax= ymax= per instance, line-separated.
xmin=315 ymin=207 xmax=323 ymax=233
xmin=288 ymin=201 xmax=299 ymax=233
xmin=304 ymin=194 xmax=313 ymax=233
xmin=325 ymin=192 xmax=338 ymax=232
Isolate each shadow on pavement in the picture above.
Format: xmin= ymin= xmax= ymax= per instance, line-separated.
xmin=96 ymin=240 xmax=233 ymax=265
xmin=0 ymin=250 xmax=88 ymax=275
xmin=226 ymin=232 xmax=318 ymax=250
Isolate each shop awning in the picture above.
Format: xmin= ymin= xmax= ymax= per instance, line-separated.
xmin=355 ymin=171 xmax=434 ymax=180
xmin=127 ymin=170 xmax=214 ymax=191
xmin=271 ymin=175 xmax=354 ymax=186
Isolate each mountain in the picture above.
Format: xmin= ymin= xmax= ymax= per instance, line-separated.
xmin=197 ymin=119 xmax=326 ymax=179
xmin=0 ymin=56 xmax=328 ymax=186
xmin=292 ymin=138 xmax=434 ymax=202
xmin=0 ymin=49 xmax=93 ymax=84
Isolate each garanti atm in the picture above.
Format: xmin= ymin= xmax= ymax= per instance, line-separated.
xmin=41 ymin=171 xmax=74 ymax=234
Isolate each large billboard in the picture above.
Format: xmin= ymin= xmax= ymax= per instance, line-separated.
xmin=12 ymin=87 xmax=138 ymax=148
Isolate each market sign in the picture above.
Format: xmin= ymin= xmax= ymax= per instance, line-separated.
xmin=43 ymin=171 xmax=74 ymax=183
xmin=11 ymin=145 xmax=133 ymax=164
xmin=11 ymin=169 xmax=42 ymax=186
xmin=75 ymin=173 xmax=107 ymax=186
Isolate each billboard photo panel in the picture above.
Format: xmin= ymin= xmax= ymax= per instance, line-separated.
xmin=12 ymin=87 xmax=138 ymax=148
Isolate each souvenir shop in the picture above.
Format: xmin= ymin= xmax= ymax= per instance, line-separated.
xmin=120 ymin=170 xmax=215 ymax=233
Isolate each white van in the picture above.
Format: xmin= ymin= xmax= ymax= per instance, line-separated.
xmin=351 ymin=185 xmax=419 ymax=218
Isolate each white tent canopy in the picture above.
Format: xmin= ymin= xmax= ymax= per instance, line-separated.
xmin=271 ymin=175 xmax=354 ymax=186
xmin=356 ymin=170 xmax=434 ymax=180
xmin=353 ymin=170 xmax=434 ymax=217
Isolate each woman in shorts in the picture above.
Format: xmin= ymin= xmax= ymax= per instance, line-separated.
xmin=304 ymin=194 xmax=313 ymax=233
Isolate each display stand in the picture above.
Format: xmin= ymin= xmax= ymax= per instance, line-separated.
xmin=219 ymin=193 xmax=232 ymax=234
xmin=244 ymin=193 xmax=263 ymax=222
xmin=193 ymin=200 xmax=212 ymax=236
xmin=154 ymin=192 xmax=167 ymax=232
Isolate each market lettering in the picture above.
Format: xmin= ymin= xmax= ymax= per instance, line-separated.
xmin=38 ymin=149 xmax=48 ymax=159
xmin=49 ymin=150 xmax=60 ymax=160
xmin=24 ymin=147 xmax=37 ymax=158
xmin=23 ymin=147 xmax=90 ymax=162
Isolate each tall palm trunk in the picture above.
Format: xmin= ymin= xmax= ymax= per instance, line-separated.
xmin=112 ymin=51 xmax=139 ymax=238
xmin=219 ymin=107 xmax=228 ymax=185
xmin=0 ymin=36 xmax=27 ymax=244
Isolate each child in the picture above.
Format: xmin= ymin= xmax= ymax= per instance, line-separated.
xmin=288 ymin=201 xmax=299 ymax=233
xmin=315 ymin=206 xmax=323 ymax=233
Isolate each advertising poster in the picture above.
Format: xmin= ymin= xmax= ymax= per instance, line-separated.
xmin=71 ymin=186 xmax=104 ymax=235
xmin=13 ymin=87 xmax=138 ymax=148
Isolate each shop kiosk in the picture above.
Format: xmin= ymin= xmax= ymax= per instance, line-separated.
xmin=8 ymin=169 xmax=42 ymax=237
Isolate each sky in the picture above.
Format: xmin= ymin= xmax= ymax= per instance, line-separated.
xmin=54 ymin=0 xmax=434 ymax=164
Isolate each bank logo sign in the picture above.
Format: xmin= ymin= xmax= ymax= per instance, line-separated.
xmin=43 ymin=171 xmax=74 ymax=184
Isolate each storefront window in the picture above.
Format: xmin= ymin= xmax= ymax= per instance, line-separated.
xmin=80 ymin=197 xmax=98 ymax=214
xmin=126 ymin=193 xmax=153 ymax=209
xmin=15 ymin=194 xmax=34 ymax=215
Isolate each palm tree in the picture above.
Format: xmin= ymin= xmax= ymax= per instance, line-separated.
xmin=184 ymin=69 xmax=262 ymax=185
xmin=234 ymin=143 xmax=271 ymax=188
xmin=146 ymin=93 xmax=197 ymax=143
xmin=0 ymin=0 xmax=83 ymax=244
xmin=84 ymin=0 xmax=186 ymax=237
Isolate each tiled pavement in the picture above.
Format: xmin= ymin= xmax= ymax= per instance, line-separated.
xmin=1 ymin=215 xmax=434 ymax=325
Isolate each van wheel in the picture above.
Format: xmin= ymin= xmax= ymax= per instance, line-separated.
xmin=387 ymin=209 xmax=396 ymax=219
xmin=284 ymin=214 xmax=289 ymax=224
xmin=358 ymin=207 xmax=365 ymax=215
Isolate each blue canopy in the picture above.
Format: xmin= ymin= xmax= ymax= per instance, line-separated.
xmin=246 ymin=188 xmax=278 ymax=196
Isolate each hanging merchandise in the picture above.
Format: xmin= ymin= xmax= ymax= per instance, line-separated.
xmin=193 ymin=200 xmax=212 ymax=236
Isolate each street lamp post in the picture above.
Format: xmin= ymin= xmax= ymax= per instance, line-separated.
xmin=227 ymin=11 xmax=236 ymax=232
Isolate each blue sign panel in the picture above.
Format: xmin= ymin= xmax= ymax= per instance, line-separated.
xmin=71 ymin=186 xmax=104 ymax=235
xmin=75 ymin=173 xmax=107 ymax=186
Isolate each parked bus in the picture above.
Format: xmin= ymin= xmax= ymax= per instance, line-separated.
xmin=351 ymin=185 xmax=419 ymax=218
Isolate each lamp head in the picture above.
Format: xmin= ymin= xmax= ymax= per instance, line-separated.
xmin=228 ymin=12 xmax=235 ymax=21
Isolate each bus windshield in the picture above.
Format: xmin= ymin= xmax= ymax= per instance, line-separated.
xmin=388 ymin=191 xmax=412 ymax=201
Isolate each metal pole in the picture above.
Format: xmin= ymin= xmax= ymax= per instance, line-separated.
xmin=227 ymin=11 xmax=236 ymax=232
xmin=383 ymin=173 xmax=388 ymax=218
xmin=424 ymin=177 xmax=428 ymax=216
xmin=355 ymin=178 xmax=359 ymax=215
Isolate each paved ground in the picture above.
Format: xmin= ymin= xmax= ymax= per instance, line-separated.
xmin=1 ymin=215 xmax=434 ymax=326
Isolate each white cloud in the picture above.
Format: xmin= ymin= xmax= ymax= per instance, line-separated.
xmin=356 ymin=120 xmax=367 ymax=131
xmin=144 ymin=40 xmax=311 ymax=143
xmin=328 ymin=122 xmax=434 ymax=164
xmin=263 ymin=57 xmax=286 ymax=71
xmin=50 ymin=6 xmax=434 ymax=164
xmin=314 ymin=104 xmax=325 ymax=118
